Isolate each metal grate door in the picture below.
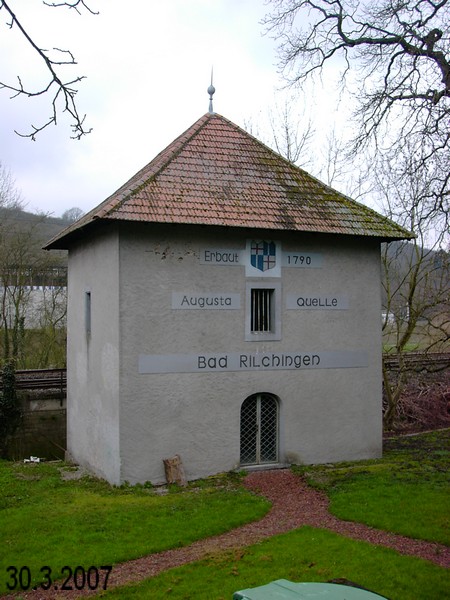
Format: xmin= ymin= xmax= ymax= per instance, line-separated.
xmin=240 ymin=394 xmax=278 ymax=465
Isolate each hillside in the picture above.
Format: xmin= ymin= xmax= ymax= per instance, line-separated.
xmin=0 ymin=206 xmax=72 ymax=243
xmin=1 ymin=206 xmax=447 ymax=290
xmin=0 ymin=206 xmax=72 ymax=269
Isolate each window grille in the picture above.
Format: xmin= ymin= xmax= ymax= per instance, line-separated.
xmin=240 ymin=393 xmax=278 ymax=465
xmin=251 ymin=288 xmax=273 ymax=332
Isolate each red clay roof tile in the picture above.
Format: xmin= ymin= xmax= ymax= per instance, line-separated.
xmin=45 ymin=112 xmax=413 ymax=249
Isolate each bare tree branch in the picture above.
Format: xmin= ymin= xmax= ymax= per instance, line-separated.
xmin=268 ymin=98 xmax=315 ymax=166
xmin=43 ymin=1 xmax=98 ymax=15
xmin=0 ymin=0 xmax=98 ymax=139
xmin=264 ymin=0 xmax=450 ymax=219
xmin=0 ymin=162 xmax=23 ymax=210
xmin=377 ymin=148 xmax=449 ymax=427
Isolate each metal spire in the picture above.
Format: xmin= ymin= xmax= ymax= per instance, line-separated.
xmin=207 ymin=68 xmax=215 ymax=114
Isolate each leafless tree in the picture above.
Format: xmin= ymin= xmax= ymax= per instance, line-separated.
xmin=0 ymin=216 xmax=43 ymax=364
xmin=378 ymin=151 xmax=449 ymax=428
xmin=34 ymin=283 xmax=67 ymax=368
xmin=267 ymin=97 xmax=315 ymax=167
xmin=62 ymin=206 xmax=84 ymax=222
xmin=0 ymin=161 xmax=22 ymax=209
xmin=244 ymin=95 xmax=316 ymax=171
xmin=0 ymin=0 xmax=98 ymax=140
xmin=264 ymin=0 xmax=450 ymax=223
xmin=0 ymin=165 xmax=67 ymax=367
xmin=313 ymin=127 xmax=376 ymax=204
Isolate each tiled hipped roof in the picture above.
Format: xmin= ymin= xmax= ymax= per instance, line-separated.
xmin=46 ymin=113 xmax=412 ymax=249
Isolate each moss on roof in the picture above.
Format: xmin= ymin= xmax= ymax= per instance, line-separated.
xmin=45 ymin=112 xmax=413 ymax=250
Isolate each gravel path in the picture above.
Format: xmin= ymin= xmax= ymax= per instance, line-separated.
xmin=5 ymin=469 xmax=449 ymax=599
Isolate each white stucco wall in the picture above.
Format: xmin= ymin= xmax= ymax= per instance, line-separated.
xmin=66 ymin=226 xmax=121 ymax=484
xmin=116 ymin=223 xmax=382 ymax=485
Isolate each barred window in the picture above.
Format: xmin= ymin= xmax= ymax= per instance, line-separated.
xmin=251 ymin=288 xmax=274 ymax=332
xmin=245 ymin=282 xmax=281 ymax=341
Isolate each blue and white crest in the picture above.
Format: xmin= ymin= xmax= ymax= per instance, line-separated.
xmin=250 ymin=240 xmax=276 ymax=272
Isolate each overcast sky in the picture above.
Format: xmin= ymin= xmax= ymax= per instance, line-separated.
xmin=0 ymin=0 xmax=348 ymax=218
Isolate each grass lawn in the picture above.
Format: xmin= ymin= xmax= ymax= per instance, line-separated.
xmin=100 ymin=429 xmax=449 ymax=599
xmin=100 ymin=528 xmax=449 ymax=600
xmin=294 ymin=429 xmax=450 ymax=545
xmin=0 ymin=465 xmax=269 ymax=595
xmin=1 ymin=430 xmax=449 ymax=598
xmin=382 ymin=320 xmax=449 ymax=353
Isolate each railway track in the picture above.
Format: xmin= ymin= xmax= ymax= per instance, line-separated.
xmin=4 ymin=368 xmax=66 ymax=392
xmin=382 ymin=352 xmax=450 ymax=372
xmin=1 ymin=353 xmax=448 ymax=393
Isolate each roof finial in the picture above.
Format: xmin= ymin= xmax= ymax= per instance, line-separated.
xmin=207 ymin=67 xmax=215 ymax=114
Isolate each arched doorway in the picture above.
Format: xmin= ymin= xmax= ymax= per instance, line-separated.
xmin=240 ymin=393 xmax=279 ymax=465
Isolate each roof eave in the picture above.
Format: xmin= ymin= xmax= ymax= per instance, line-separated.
xmin=43 ymin=214 xmax=413 ymax=250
